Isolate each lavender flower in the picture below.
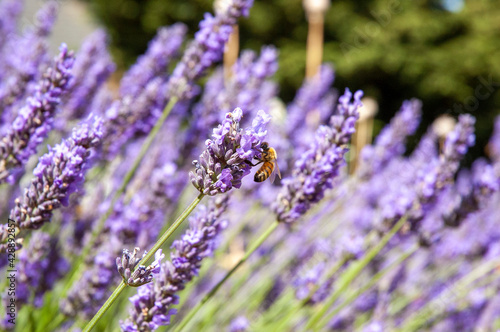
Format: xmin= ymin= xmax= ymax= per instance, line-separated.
xmin=119 ymin=24 xmax=187 ymax=98
xmin=121 ymin=197 xmax=228 ymax=331
xmin=442 ymin=158 xmax=499 ymax=228
xmin=167 ymin=0 xmax=254 ymax=99
xmin=117 ymin=248 xmax=164 ymax=287
xmin=274 ymin=88 xmax=363 ymax=224
xmin=357 ymin=99 xmax=422 ymax=179
xmin=0 ymin=116 xmax=103 ymax=253
xmin=1 ymin=232 xmax=68 ymax=329
xmin=0 ymin=0 xmax=23 ymax=54
xmin=285 ymin=64 xmax=337 ymax=155
xmin=0 ymin=44 xmax=74 ymax=183
xmin=190 ymin=108 xmax=271 ymax=195
xmin=0 ymin=1 xmax=58 ymax=114
xmin=61 ymin=249 xmax=117 ymax=319
xmin=183 ymin=46 xmax=278 ymax=162
xmin=62 ymin=29 xmax=116 ymax=121
xmin=293 ymin=262 xmax=334 ymax=304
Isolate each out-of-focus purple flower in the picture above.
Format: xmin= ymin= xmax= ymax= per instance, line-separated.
xmin=229 ymin=316 xmax=250 ymax=332
xmin=417 ymin=114 xmax=475 ymax=207
xmin=119 ymin=24 xmax=187 ymax=98
xmin=62 ymin=29 xmax=115 ymax=121
xmin=274 ymin=89 xmax=363 ymax=224
xmin=441 ymin=158 xmax=499 ymax=228
xmin=358 ymin=99 xmax=422 ymax=179
xmin=185 ymin=46 xmax=278 ymax=159
xmin=102 ymin=77 xmax=166 ymax=157
xmin=190 ymin=108 xmax=271 ymax=195
xmin=61 ymin=249 xmax=117 ymax=318
xmin=380 ymin=114 xmax=475 ymax=230
xmin=0 ymin=1 xmax=58 ymax=115
xmin=121 ymin=197 xmax=228 ymax=331
xmin=116 ymin=248 xmax=165 ymax=287
xmin=167 ymin=0 xmax=254 ymax=99
xmin=0 ymin=116 xmax=102 ymax=253
xmin=1 ymin=232 xmax=68 ymax=330
xmin=0 ymin=44 xmax=74 ymax=183
xmin=0 ymin=0 xmax=23 ymax=54
xmin=293 ymin=261 xmax=334 ymax=305
xmin=285 ymin=64 xmax=337 ymax=160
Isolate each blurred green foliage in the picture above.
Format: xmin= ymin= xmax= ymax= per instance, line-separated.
xmin=89 ymin=0 xmax=500 ymax=161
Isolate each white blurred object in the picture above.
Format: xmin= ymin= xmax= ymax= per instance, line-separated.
xmin=214 ymin=0 xmax=232 ymax=16
xmin=303 ymin=0 xmax=331 ymax=15
xmin=433 ymin=114 xmax=456 ymax=138
xmin=358 ymin=97 xmax=379 ymax=122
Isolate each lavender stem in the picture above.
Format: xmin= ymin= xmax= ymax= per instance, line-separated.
xmin=83 ymin=193 xmax=204 ymax=332
xmin=305 ymin=214 xmax=409 ymax=330
xmin=173 ymin=221 xmax=280 ymax=332
xmin=323 ymin=245 xmax=418 ymax=326
xmin=398 ymin=257 xmax=500 ymax=332
xmin=61 ymin=97 xmax=179 ymax=297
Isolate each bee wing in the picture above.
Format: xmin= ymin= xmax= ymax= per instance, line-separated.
xmin=269 ymin=159 xmax=281 ymax=184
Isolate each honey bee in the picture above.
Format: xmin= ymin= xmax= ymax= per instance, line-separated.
xmin=253 ymin=142 xmax=281 ymax=183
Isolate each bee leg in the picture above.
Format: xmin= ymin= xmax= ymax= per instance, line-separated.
xmin=245 ymin=160 xmax=262 ymax=167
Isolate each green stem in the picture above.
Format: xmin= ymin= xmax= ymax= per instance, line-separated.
xmin=83 ymin=281 xmax=126 ymax=332
xmin=272 ymin=256 xmax=348 ymax=332
xmin=61 ymin=97 xmax=178 ymax=297
xmin=173 ymin=221 xmax=280 ymax=332
xmin=83 ymin=193 xmax=204 ymax=332
xmin=397 ymin=257 xmax=500 ymax=332
xmin=304 ymin=215 xmax=408 ymax=331
xmin=316 ymin=244 xmax=418 ymax=330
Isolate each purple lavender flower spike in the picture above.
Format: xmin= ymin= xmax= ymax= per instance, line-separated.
xmin=441 ymin=158 xmax=499 ymax=228
xmin=121 ymin=197 xmax=229 ymax=331
xmin=167 ymin=0 xmax=254 ymax=99
xmin=61 ymin=249 xmax=117 ymax=318
xmin=0 ymin=116 xmax=103 ymax=253
xmin=293 ymin=261 xmax=334 ymax=305
xmin=62 ymin=29 xmax=115 ymax=121
xmin=120 ymin=23 xmax=187 ymax=98
xmin=274 ymin=88 xmax=363 ymax=224
xmin=435 ymin=114 xmax=475 ymax=190
xmin=102 ymin=77 xmax=169 ymax=157
xmin=190 ymin=108 xmax=271 ymax=195
xmin=286 ymin=64 xmax=337 ymax=149
xmin=1 ymin=232 xmax=68 ymax=330
xmin=32 ymin=0 xmax=58 ymax=37
xmin=0 ymin=44 xmax=75 ymax=183
xmin=183 ymin=46 xmax=278 ymax=162
xmin=357 ymin=99 xmax=422 ymax=179
xmin=117 ymin=248 xmax=165 ymax=287
xmin=0 ymin=1 xmax=58 ymax=114
xmin=0 ymin=0 xmax=23 ymax=54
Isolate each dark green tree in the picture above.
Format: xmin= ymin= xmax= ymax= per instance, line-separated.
xmin=89 ymin=0 xmax=500 ymax=161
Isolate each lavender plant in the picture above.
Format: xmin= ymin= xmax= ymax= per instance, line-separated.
xmin=1 ymin=2 xmax=499 ymax=332
xmin=0 ymin=44 xmax=74 ymax=183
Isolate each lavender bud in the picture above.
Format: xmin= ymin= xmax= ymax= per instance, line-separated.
xmin=190 ymin=108 xmax=271 ymax=196
xmin=274 ymin=89 xmax=363 ymax=224
xmin=117 ymin=249 xmax=164 ymax=287
xmin=121 ymin=197 xmax=228 ymax=331
xmin=0 ymin=44 xmax=75 ymax=183
xmin=167 ymin=0 xmax=254 ymax=99
xmin=1 ymin=116 xmax=103 ymax=253
xmin=358 ymin=99 xmax=422 ymax=179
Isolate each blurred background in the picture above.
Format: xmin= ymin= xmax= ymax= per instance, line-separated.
xmin=24 ymin=0 xmax=500 ymax=164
